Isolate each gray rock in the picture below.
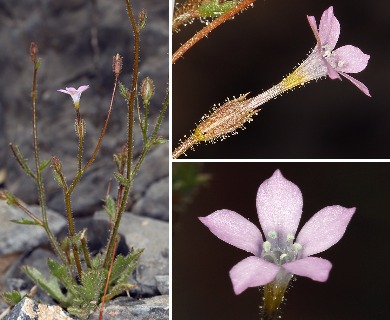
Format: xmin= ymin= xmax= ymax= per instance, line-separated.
xmin=4 ymin=297 xmax=74 ymax=320
xmin=89 ymin=295 xmax=169 ymax=320
xmin=133 ymin=176 xmax=169 ymax=221
xmin=0 ymin=201 xmax=66 ymax=255
xmin=94 ymin=211 xmax=169 ymax=296
xmin=155 ymin=275 xmax=169 ymax=295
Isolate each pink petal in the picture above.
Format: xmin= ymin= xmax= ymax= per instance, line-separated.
xmin=199 ymin=210 xmax=263 ymax=256
xmin=339 ymin=72 xmax=371 ymax=97
xmin=296 ymin=206 xmax=355 ymax=257
xmin=229 ymin=256 xmax=280 ymax=294
xmin=65 ymin=87 xmax=77 ymax=91
xmin=283 ymin=257 xmax=332 ymax=282
xmin=57 ymin=89 xmax=69 ymax=94
xmin=77 ymin=85 xmax=90 ymax=92
xmin=318 ymin=6 xmax=340 ymax=50
xmin=333 ymin=45 xmax=370 ymax=73
xmin=256 ymin=170 xmax=303 ymax=238
xmin=324 ymin=59 xmax=341 ymax=80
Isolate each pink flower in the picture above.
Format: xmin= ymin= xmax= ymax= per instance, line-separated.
xmin=306 ymin=6 xmax=370 ymax=96
xmin=199 ymin=170 xmax=355 ymax=295
xmin=57 ymin=85 xmax=89 ymax=109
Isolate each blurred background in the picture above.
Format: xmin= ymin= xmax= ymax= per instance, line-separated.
xmin=173 ymin=0 xmax=388 ymax=158
xmin=173 ymin=162 xmax=390 ymax=319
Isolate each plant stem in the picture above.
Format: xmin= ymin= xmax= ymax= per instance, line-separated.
xmin=30 ymin=56 xmax=68 ymax=267
xmin=104 ymin=0 xmax=138 ymax=268
xmin=172 ymin=0 xmax=256 ymax=64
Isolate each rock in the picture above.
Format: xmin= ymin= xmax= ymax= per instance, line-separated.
xmin=4 ymin=297 xmax=74 ymax=320
xmin=155 ymin=275 xmax=169 ymax=295
xmin=0 ymin=201 xmax=66 ymax=255
xmin=89 ymin=295 xmax=169 ymax=320
xmin=133 ymin=176 xmax=169 ymax=221
xmin=94 ymin=211 xmax=169 ymax=296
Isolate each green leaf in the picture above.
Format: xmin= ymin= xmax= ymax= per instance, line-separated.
xmin=39 ymin=158 xmax=52 ymax=172
xmin=113 ymin=172 xmax=130 ymax=187
xmin=2 ymin=290 xmax=23 ymax=306
xmin=118 ymin=82 xmax=130 ymax=101
xmin=109 ymin=249 xmax=143 ymax=286
xmin=23 ymin=265 xmax=69 ymax=307
xmin=197 ymin=0 xmax=239 ymax=18
xmin=91 ymin=253 xmax=103 ymax=270
xmin=153 ymin=137 xmax=168 ymax=145
xmin=12 ymin=145 xmax=36 ymax=180
xmin=52 ymin=170 xmax=64 ymax=188
xmin=10 ymin=218 xmax=41 ymax=226
xmin=47 ymin=259 xmax=79 ymax=297
xmin=105 ymin=283 xmax=135 ymax=302
xmin=103 ymin=195 xmax=116 ymax=221
xmin=80 ymin=269 xmax=107 ymax=302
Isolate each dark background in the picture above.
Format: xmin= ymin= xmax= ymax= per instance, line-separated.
xmin=173 ymin=163 xmax=390 ymax=319
xmin=173 ymin=0 xmax=388 ymax=158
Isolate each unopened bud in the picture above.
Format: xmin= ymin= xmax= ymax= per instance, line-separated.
xmin=30 ymin=42 xmax=38 ymax=62
xmin=113 ymin=54 xmax=123 ymax=76
xmin=51 ymin=156 xmax=62 ymax=172
xmin=193 ymin=93 xmax=257 ymax=142
xmin=138 ymin=9 xmax=147 ymax=31
xmin=140 ymin=77 xmax=154 ymax=105
xmin=74 ymin=118 xmax=86 ymax=139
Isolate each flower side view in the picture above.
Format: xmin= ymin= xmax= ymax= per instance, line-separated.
xmin=58 ymin=85 xmax=89 ymax=110
xmin=173 ymin=6 xmax=370 ymax=158
xmin=199 ymin=170 xmax=355 ymax=318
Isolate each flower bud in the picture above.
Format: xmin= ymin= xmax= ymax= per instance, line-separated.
xmin=112 ymin=53 xmax=123 ymax=77
xmin=30 ymin=42 xmax=38 ymax=62
xmin=138 ymin=9 xmax=147 ymax=31
xmin=140 ymin=77 xmax=154 ymax=105
xmin=194 ymin=93 xmax=257 ymax=142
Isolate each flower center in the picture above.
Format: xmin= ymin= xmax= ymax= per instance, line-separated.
xmin=261 ymin=231 xmax=302 ymax=265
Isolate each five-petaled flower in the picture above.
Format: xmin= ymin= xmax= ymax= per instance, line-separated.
xmin=301 ymin=6 xmax=370 ymax=96
xmin=58 ymin=85 xmax=89 ymax=110
xmin=199 ymin=170 xmax=355 ymax=295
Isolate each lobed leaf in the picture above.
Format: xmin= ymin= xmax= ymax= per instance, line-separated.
xmin=23 ymin=265 xmax=69 ymax=307
xmin=109 ymin=248 xmax=143 ymax=286
xmin=2 ymin=290 xmax=23 ymax=306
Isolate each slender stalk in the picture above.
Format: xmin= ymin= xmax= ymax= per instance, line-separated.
xmin=100 ymin=239 xmax=118 ymax=320
xmin=68 ymin=77 xmax=119 ymax=196
xmin=172 ymin=135 xmax=197 ymax=159
xmin=172 ymin=0 xmax=256 ymax=64
xmin=29 ymin=54 xmax=68 ymax=266
xmin=104 ymin=0 xmax=138 ymax=268
xmin=64 ymin=192 xmax=83 ymax=277
xmin=76 ymin=111 xmax=84 ymax=173
xmin=12 ymin=199 xmax=43 ymax=225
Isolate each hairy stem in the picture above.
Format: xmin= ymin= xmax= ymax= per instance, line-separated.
xmin=172 ymin=0 xmax=256 ymax=64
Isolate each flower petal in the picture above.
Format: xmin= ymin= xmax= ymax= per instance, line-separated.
xmin=339 ymin=72 xmax=371 ymax=97
xmin=318 ymin=6 xmax=340 ymax=50
xmin=324 ymin=58 xmax=341 ymax=80
xmin=296 ymin=206 xmax=355 ymax=257
xmin=256 ymin=170 xmax=303 ymax=238
xmin=77 ymin=85 xmax=90 ymax=92
xmin=229 ymin=256 xmax=280 ymax=294
xmin=199 ymin=209 xmax=263 ymax=256
xmin=333 ymin=45 xmax=370 ymax=73
xmin=283 ymin=257 xmax=332 ymax=282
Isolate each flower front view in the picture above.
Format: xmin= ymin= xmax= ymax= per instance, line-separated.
xmin=199 ymin=170 xmax=355 ymax=318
